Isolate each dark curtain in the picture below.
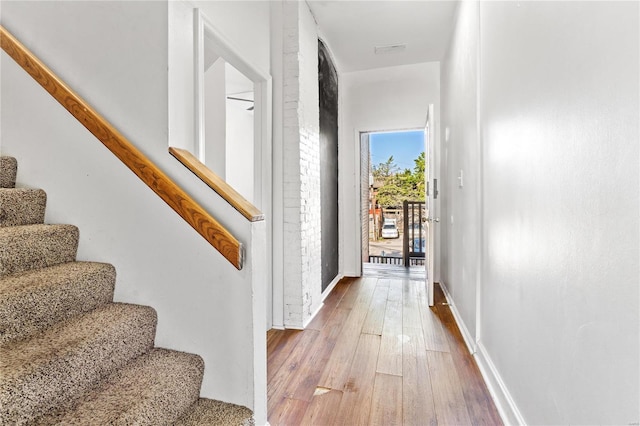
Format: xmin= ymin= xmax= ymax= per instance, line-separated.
xmin=318 ymin=39 xmax=339 ymax=292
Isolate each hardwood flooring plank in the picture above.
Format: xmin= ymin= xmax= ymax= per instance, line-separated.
xmin=291 ymin=307 xmax=351 ymax=402
xmin=267 ymin=330 xmax=320 ymax=403
xmin=376 ymin=278 xmax=391 ymax=288
xmin=333 ymin=333 xmax=381 ymax=426
xmin=267 ymin=328 xmax=294 ymax=355
xmin=267 ymin=328 xmax=282 ymax=348
xmin=376 ymin=278 xmax=404 ymax=375
xmin=268 ymin=396 xmax=309 ymax=426
xmin=306 ymin=278 xmax=352 ymax=331
xmin=451 ymin=351 xmax=504 ymax=425
xmin=403 ymin=279 xmax=425 ymax=330
xmin=427 ymin=350 xmax=472 ymax=426
xmin=434 ymin=292 xmax=503 ymax=425
xmin=415 ymin=277 xmax=429 ymax=300
xmin=370 ymin=373 xmax=403 ymax=426
xmin=433 ymin=285 xmax=467 ymax=354
xmin=377 ymin=299 xmax=403 ymax=376
xmin=361 ymin=284 xmax=390 ymax=335
xmin=338 ymin=277 xmax=375 ymax=310
xmin=421 ymin=301 xmax=451 ymax=353
xmin=317 ymin=278 xmax=378 ymax=390
xmin=419 ymin=283 xmax=451 ymax=352
xmin=387 ymin=278 xmax=403 ymax=303
xmin=299 ymin=388 xmax=343 ymax=426
xmin=434 ymin=281 xmax=448 ymax=305
xmin=402 ymin=326 xmax=437 ymax=426
xmin=268 ymin=329 xmax=306 ymax=383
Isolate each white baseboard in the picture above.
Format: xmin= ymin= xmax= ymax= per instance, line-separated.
xmin=302 ymin=301 xmax=325 ymax=328
xmin=438 ymin=281 xmax=525 ymax=425
xmin=300 ymin=274 xmax=343 ymax=329
xmin=438 ymin=281 xmax=477 ymax=354
xmin=475 ymin=342 xmax=527 ymax=425
xmin=321 ymin=274 xmax=343 ymax=302
xmin=282 ymin=324 xmax=305 ymax=331
xmin=282 ymin=275 xmax=344 ymax=330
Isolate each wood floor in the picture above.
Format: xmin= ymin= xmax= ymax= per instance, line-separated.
xmin=267 ymin=267 xmax=503 ymax=425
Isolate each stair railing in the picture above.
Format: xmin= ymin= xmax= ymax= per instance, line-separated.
xmin=168 ymin=147 xmax=264 ymax=222
xmin=0 ymin=25 xmax=246 ymax=270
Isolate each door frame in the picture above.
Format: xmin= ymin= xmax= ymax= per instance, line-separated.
xmin=425 ymin=104 xmax=436 ymax=306
xmin=358 ymin=127 xmax=430 ymax=274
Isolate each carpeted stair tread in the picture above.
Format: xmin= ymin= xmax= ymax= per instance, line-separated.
xmin=38 ymin=348 xmax=204 ymax=426
xmin=0 ymin=156 xmax=17 ymax=188
xmin=0 ymin=188 xmax=47 ymax=227
xmin=0 ymin=303 xmax=157 ymax=424
xmin=0 ymin=261 xmax=116 ymax=344
xmin=0 ymin=224 xmax=79 ymax=277
xmin=176 ymin=398 xmax=255 ymax=426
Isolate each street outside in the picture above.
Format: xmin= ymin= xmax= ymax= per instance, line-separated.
xmin=369 ymin=234 xmax=403 ymax=257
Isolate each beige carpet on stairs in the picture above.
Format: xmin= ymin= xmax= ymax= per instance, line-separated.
xmin=0 ymin=155 xmax=254 ymax=425
xmin=176 ymin=398 xmax=256 ymax=426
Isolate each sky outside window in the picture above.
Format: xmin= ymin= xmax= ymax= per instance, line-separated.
xmin=370 ymin=130 xmax=424 ymax=172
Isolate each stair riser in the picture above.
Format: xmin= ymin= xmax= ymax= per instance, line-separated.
xmin=0 ymin=304 xmax=157 ymax=425
xmin=40 ymin=349 xmax=205 ymax=426
xmin=175 ymin=398 xmax=255 ymax=426
xmin=0 ymin=262 xmax=116 ymax=344
xmin=0 ymin=188 xmax=47 ymax=227
xmin=0 ymin=225 xmax=79 ymax=277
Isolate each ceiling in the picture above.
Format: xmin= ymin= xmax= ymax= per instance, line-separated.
xmin=306 ymin=0 xmax=459 ymax=73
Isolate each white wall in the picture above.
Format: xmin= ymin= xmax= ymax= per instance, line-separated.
xmin=226 ymin=96 xmax=255 ymax=201
xmin=440 ymin=0 xmax=480 ymax=352
xmin=1 ymin=1 xmax=268 ymax=419
xmin=204 ymin=58 xmax=227 ymax=178
xmin=340 ymin=62 xmax=440 ymax=277
xmin=441 ymin=1 xmax=639 ymax=424
xmin=270 ymin=1 xmax=285 ymax=329
xmin=193 ymin=1 xmax=270 ymax=75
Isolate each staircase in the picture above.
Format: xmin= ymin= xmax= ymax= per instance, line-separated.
xmin=0 ymin=156 xmax=254 ymax=425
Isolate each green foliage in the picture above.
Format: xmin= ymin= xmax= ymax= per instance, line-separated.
xmin=372 ymin=155 xmax=397 ymax=181
xmin=373 ymin=153 xmax=425 ymax=208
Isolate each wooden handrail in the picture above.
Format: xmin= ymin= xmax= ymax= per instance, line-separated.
xmin=169 ymin=147 xmax=264 ymax=222
xmin=0 ymin=25 xmax=244 ymax=270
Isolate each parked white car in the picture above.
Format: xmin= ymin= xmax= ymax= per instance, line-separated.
xmin=381 ymin=221 xmax=399 ymax=239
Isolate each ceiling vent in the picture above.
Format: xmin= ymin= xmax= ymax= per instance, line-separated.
xmin=374 ymin=43 xmax=407 ymax=55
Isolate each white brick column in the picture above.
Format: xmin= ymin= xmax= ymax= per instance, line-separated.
xmin=281 ymin=0 xmax=322 ymax=328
